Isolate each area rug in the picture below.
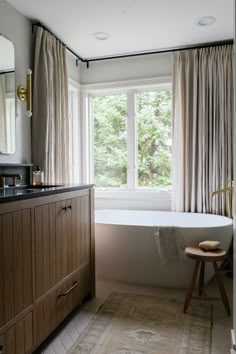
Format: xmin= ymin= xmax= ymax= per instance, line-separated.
xmin=68 ymin=292 xmax=213 ymax=354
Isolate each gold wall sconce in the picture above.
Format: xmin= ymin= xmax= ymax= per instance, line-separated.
xmin=17 ymin=69 xmax=32 ymax=117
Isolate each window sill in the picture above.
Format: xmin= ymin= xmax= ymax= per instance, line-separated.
xmin=95 ymin=189 xmax=171 ymax=200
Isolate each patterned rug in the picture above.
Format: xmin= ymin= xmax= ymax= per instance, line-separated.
xmin=68 ymin=292 xmax=213 ymax=354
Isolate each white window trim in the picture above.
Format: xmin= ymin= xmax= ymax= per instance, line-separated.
xmin=68 ymin=78 xmax=82 ymax=183
xmin=81 ymin=76 xmax=172 ymax=204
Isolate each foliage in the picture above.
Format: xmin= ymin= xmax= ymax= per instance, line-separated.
xmin=93 ymin=90 xmax=172 ymax=189
xmin=93 ymin=95 xmax=128 ymax=187
xmin=137 ymin=90 xmax=172 ymax=188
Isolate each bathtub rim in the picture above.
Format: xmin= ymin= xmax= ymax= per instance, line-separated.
xmin=95 ymin=209 xmax=233 ymax=229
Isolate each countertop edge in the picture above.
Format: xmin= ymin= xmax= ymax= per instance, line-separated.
xmin=0 ymin=184 xmax=94 ymax=204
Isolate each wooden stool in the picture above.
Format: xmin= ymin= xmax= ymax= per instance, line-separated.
xmin=183 ymin=246 xmax=230 ymax=316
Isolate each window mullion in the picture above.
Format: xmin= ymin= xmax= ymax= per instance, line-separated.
xmin=127 ymin=90 xmax=137 ymax=189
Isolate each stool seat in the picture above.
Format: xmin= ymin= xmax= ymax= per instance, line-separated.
xmin=183 ymin=246 xmax=230 ymax=316
xmin=185 ymin=246 xmax=226 ymax=262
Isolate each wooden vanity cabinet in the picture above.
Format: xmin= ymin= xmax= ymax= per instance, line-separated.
xmin=0 ymin=187 xmax=95 ymax=354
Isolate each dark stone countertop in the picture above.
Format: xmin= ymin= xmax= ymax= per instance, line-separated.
xmin=0 ymin=184 xmax=94 ymax=203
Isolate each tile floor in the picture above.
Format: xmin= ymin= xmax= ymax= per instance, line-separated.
xmin=35 ymin=274 xmax=233 ymax=354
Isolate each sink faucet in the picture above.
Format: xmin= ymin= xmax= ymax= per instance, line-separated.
xmin=0 ymin=173 xmax=22 ymax=188
xmin=211 ymin=181 xmax=234 ymax=218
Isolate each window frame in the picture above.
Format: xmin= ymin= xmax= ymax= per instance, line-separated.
xmin=68 ymin=78 xmax=82 ymax=183
xmin=83 ymin=76 xmax=172 ymax=201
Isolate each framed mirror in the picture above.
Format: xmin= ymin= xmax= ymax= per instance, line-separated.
xmin=0 ymin=35 xmax=15 ymax=154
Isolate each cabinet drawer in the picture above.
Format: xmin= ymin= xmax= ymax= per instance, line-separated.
xmin=34 ymin=265 xmax=90 ymax=348
xmin=0 ymin=312 xmax=33 ymax=354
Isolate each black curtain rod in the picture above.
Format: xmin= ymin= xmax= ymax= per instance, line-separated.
xmin=32 ymin=23 xmax=233 ymax=68
xmin=87 ymin=39 xmax=234 ymax=63
xmin=32 ymin=22 xmax=88 ymax=66
xmin=0 ymin=70 xmax=15 ymax=75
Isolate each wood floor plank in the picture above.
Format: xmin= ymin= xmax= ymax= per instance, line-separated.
xmin=51 ymin=337 xmax=66 ymax=354
xmin=65 ymin=321 xmax=79 ymax=343
xmin=71 ymin=314 xmax=86 ymax=335
xmin=43 ymin=344 xmax=56 ymax=354
xmin=58 ymin=329 xmax=73 ymax=350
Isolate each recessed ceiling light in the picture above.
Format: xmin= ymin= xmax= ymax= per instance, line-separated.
xmin=195 ymin=16 xmax=216 ymax=26
xmin=92 ymin=32 xmax=110 ymax=40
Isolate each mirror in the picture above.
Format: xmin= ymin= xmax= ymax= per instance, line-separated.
xmin=0 ymin=35 xmax=15 ymax=154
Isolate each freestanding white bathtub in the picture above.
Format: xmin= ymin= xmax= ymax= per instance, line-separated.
xmin=95 ymin=210 xmax=233 ymax=288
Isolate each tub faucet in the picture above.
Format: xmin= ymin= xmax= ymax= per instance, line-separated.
xmin=211 ymin=181 xmax=234 ymax=218
xmin=0 ymin=173 xmax=22 ymax=188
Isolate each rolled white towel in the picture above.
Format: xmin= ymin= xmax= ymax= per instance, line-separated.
xmin=154 ymin=226 xmax=186 ymax=264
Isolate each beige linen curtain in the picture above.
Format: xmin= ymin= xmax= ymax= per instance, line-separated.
xmin=172 ymin=45 xmax=233 ymax=215
xmin=32 ymin=27 xmax=71 ymax=184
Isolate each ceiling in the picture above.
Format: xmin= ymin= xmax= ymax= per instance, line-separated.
xmin=7 ymin=0 xmax=234 ymax=60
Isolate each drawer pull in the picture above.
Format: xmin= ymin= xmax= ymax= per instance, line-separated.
xmin=67 ymin=205 xmax=72 ymax=210
xmin=58 ymin=281 xmax=78 ymax=298
xmin=62 ymin=206 xmax=67 ymax=211
xmin=0 ymin=345 xmax=3 ymax=354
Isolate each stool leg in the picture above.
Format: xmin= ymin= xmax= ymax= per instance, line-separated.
xmin=198 ymin=261 xmax=206 ymax=296
xmin=213 ymin=262 xmax=231 ymax=316
xmin=184 ymin=260 xmax=200 ymax=313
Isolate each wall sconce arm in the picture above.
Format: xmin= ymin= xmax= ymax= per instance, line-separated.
xmin=17 ymin=69 xmax=32 ymax=117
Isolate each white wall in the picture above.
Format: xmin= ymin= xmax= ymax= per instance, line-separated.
xmin=0 ymin=1 xmax=32 ymax=163
xmin=80 ymin=52 xmax=172 ymax=84
xmin=67 ymin=52 xmax=82 ymax=83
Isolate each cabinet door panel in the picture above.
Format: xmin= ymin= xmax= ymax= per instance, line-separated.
xmin=15 ymin=317 xmax=25 ymax=354
xmin=35 ymin=203 xmax=58 ymax=299
xmin=80 ymin=195 xmax=91 ymax=266
xmin=71 ymin=194 xmax=90 ymax=270
xmin=0 ymin=210 xmax=32 ymax=327
xmin=13 ymin=212 xmax=24 ymax=316
xmin=0 ymin=312 xmax=33 ymax=354
xmin=49 ymin=204 xmax=56 ymax=289
xmin=66 ymin=200 xmax=73 ymax=275
xmin=2 ymin=213 xmax=14 ymax=324
xmin=42 ymin=206 xmax=50 ymax=294
xmin=22 ymin=210 xmax=32 ymax=309
xmin=72 ymin=196 xmax=81 ymax=270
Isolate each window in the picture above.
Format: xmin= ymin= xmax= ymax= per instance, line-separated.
xmin=89 ymin=83 xmax=172 ymax=191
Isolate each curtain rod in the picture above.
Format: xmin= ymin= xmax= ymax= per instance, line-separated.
xmin=87 ymin=39 xmax=234 ymax=63
xmin=0 ymin=70 xmax=15 ymax=75
xmin=32 ymin=22 xmax=88 ymax=66
xmin=32 ymin=23 xmax=233 ymax=69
